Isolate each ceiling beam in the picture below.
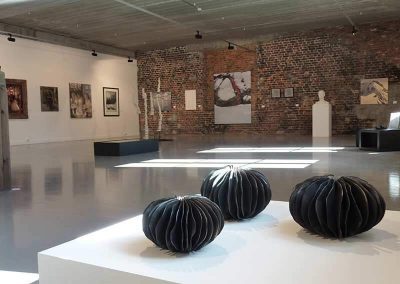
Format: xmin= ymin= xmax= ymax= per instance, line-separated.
xmin=0 ymin=22 xmax=135 ymax=58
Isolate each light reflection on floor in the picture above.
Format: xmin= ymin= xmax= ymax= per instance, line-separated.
xmin=0 ymin=270 xmax=39 ymax=284
xmin=115 ymin=159 xmax=319 ymax=169
xmin=198 ymin=147 xmax=345 ymax=153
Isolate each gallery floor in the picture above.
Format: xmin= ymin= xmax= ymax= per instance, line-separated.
xmin=1 ymin=135 xmax=399 ymax=279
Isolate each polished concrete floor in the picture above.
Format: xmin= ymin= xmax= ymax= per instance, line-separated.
xmin=0 ymin=135 xmax=399 ymax=276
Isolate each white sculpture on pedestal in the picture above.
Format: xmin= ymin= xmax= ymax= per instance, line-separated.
xmin=312 ymin=90 xmax=332 ymax=137
xmin=156 ymin=78 xmax=163 ymax=133
xmin=142 ymin=88 xmax=149 ymax=139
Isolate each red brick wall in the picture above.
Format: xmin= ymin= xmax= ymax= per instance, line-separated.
xmin=137 ymin=21 xmax=400 ymax=136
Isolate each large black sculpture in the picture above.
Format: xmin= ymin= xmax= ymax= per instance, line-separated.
xmin=289 ymin=175 xmax=386 ymax=238
xmin=201 ymin=166 xmax=272 ymax=220
xmin=143 ymin=195 xmax=224 ymax=253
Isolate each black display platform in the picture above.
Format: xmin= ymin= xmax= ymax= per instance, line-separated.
xmin=358 ymin=129 xmax=400 ymax=151
xmin=94 ymin=139 xmax=159 ymax=156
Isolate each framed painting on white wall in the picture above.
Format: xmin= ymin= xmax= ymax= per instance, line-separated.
xmin=69 ymin=83 xmax=92 ymax=118
xmin=103 ymin=87 xmax=120 ymax=116
xmin=40 ymin=86 xmax=59 ymax=112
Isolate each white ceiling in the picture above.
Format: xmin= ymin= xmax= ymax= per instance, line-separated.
xmin=0 ymin=0 xmax=399 ymax=53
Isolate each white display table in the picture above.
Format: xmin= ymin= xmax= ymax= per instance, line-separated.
xmin=38 ymin=201 xmax=400 ymax=284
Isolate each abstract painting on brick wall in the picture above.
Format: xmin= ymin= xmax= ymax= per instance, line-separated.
xmin=360 ymin=78 xmax=388 ymax=104
xmin=152 ymin=92 xmax=172 ymax=112
xmin=214 ymin=71 xmax=251 ymax=124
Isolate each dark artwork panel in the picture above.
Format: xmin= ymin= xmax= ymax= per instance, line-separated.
xmin=40 ymin=86 xmax=59 ymax=112
xmin=69 ymin=83 xmax=92 ymax=118
xmin=6 ymin=79 xmax=28 ymax=119
xmin=103 ymin=87 xmax=119 ymax=116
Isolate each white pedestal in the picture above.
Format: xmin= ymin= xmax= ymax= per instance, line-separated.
xmin=39 ymin=201 xmax=400 ymax=284
xmin=312 ymin=102 xmax=332 ymax=137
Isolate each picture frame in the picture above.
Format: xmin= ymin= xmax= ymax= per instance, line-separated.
xmin=284 ymin=88 xmax=294 ymax=98
xmin=6 ymin=79 xmax=28 ymax=119
xmin=40 ymin=86 xmax=59 ymax=112
xmin=103 ymin=87 xmax=120 ymax=116
xmin=69 ymin=83 xmax=92 ymax=118
xmin=271 ymin=89 xmax=280 ymax=98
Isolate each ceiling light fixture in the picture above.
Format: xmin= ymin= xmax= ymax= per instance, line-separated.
xmin=128 ymin=56 xmax=133 ymax=62
xmin=352 ymin=25 xmax=358 ymax=36
xmin=195 ymin=30 xmax=202 ymax=39
xmin=91 ymin=50 xmax=98 ymax=56
xmin=7 ymin=34 xmax=15 ymax=42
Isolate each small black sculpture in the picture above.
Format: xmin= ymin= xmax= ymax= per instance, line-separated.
xmin=289 ymin=175 xmax=386 ymax=238
xmin=201 ymin=166 xmax=272 ymax=220
xmin=143 ymin=195 xmax=224 ymax=253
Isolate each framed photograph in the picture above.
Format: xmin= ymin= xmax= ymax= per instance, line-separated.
xmin=284 ymin=88 xmax=294 ymax=98
xmin=271 ymin=89 xmax=280 ymax=98
xmin=69 ymin=83 xmax=92 ymax=118
xmin=103 ymin=87 xmax=120 ymax=116
xmin=6 ymin=79 xmax=28 ymax=119
xmin=40 ymin=86 xmax=59 ymax=111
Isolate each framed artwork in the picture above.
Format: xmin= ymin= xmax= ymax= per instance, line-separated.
xmin=6 ymin=79 xmax=28 ymax=119
xmin=185 ymin=90 xmax=197 ymax=110
xmin=103 ymin=87 xmax=120 ymax=116
xmin=271 ymin=89 xmax=280 ymax=98
xmin=151 ymin=92 xmax=172 ymax=112
xmin=69 ymin=83 xmax=92 ymax=118
xmin=214 ymin=71 xmax=251 ymax=124
xmin=360 ymin=78 xmax=388 ymax=104
xmin=284 ymin=88 xmax=294 ymax=98
xmin=40 ymin=86 xmax=59 ymax=112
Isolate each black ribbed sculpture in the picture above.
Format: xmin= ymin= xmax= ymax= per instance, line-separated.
xmin=201 ymin=166 xmax=272 ymax=220
xmin=143 ymin=195 xmax=224 ymax=253
xmin=289 ymin=175 xmax=386 ymax=238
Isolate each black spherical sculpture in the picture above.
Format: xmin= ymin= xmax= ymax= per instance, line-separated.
xmin=142 ymin=195 xmax=224 ymax=253
xmin=201 ymin=166 xmax=272 ymax=220
xmin=289 ymin=175 xmax=386 ymax=238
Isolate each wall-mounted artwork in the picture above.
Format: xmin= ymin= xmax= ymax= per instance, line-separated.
xmin=6 ymin=79 xmax=28 ymax=119
xmin=103 ymin=87 xmax=119 ymax=116
xmin=284 ymin=88 xmax=294 ymax=98
xmin=151 ymin=92 xmax=172 ymax=112
xmin=69 ymin=83 xmax=92 ymax=118
xmin=185 ymin=90 xmax=197 ymax=110
xmin=214 ymin=71 xmax=251 ymax=124
xmin=360 ymin=78 xmax=388 ymax=104
xmin=271 ymin=89 xmax=280 ymax=98
xmin=40 ymin=86 xmax=59 ymax=112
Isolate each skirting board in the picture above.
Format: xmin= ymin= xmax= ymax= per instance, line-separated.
xmin=38 ymin=201 xmax=400 ymax=284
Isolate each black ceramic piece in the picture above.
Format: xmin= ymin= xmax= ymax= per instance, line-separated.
xmin=142 ymin=195 xmax=224 ymax=253
xmin=289 ymin=175 xmax=386 ymax=238
xmin=201 ymin=166 xmax=272 ymax=220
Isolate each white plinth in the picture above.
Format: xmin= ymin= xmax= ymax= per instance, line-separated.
xmin=312 ymin=102 xmax=332 ymax=137
xmin=39 ymin=201 xmax=400 ymax=284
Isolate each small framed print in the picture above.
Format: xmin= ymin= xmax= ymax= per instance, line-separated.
xmin=103 ymin=87 xmax=120 ymax=116
xmin=271 ymin=89 xmax=280 ymax=98
xmin=284 ymin=88 xmax=294 ymax=98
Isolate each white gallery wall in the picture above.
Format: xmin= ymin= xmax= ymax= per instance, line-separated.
xmin=0 ymin=37 xmax=139 ymax=145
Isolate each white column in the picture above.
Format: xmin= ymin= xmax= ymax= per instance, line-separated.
xmin=0 ymin=68 xmax=11 ymax=190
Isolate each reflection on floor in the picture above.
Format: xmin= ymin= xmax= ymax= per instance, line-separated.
xmin=0 ymin=135 xmax=399 ymax=276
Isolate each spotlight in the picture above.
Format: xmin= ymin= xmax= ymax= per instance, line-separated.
xmin=7 ymin=34 xmax=15 ymax=42
xmin=128 ymin=56 xmax=133 ymax=63
xmin=352 ymin=26 xmax=358 ymax=36
xmin=228 ymin=42 xmax=234 ymax=50
xmin=195 ymin=30 xmax=202 ymax=39
xmin=91 ymin=49 xmax=97 ymax=56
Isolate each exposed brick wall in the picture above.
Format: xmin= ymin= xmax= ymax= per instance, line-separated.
xmin=137 ymin=21 xmax=400 ymax=136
